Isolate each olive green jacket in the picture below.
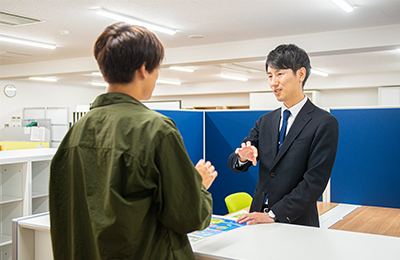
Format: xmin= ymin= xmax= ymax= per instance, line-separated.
xmin=50 ymin=93 xmax=212 ymax=260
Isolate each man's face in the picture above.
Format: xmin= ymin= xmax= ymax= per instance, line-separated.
xmin=267 ymin=67 xmax=305 ymax=108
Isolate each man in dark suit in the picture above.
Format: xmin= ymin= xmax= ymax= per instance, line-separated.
xmin=228 ymin=44 xmax=339 ymax=227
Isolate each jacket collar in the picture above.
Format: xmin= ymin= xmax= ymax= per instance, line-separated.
xmin=91 ymin=92 xmax=146 ymax=110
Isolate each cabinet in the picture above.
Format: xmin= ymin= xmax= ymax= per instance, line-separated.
xmin=0 ymin=148 xmax=56 ymax=260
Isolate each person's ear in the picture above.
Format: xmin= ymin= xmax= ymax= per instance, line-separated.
xmin=137 ymin=63 xmax=147 ymax=79
xmin=297 ymin=67 xmax=306 ymax=82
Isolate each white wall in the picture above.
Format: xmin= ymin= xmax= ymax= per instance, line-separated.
xmin=0 ymin=80 xmax=105 ymax=130
xmin=319 ymin=88 xmax=378 ymax=108
xmin=150 ymin=86 xmax=381 ymax=110
xmin=150 ymin=93 xmax=249 ymax=109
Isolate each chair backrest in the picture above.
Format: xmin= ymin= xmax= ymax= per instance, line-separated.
xmin=224 ymin=192 xmax=253 ymax=213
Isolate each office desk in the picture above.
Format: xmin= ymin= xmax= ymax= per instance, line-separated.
xmin=330 ymin=205 xmax=400 ymax=237
xmin=192 ymin=223 xmax=400 ymax=260
xmin=234 ymin=202 xmax=339 ymax=217
xmin=12 ymin=204 xmax=400 ymax=260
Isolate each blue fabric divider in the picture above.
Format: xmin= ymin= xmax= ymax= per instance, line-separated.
xmin=205 ymin=110 xmax=271 ymax=215
xmin=157 ymin=107 xmax=400 ymax=214
xmin=156 ymin=110 xmax=204 ymax=165
xmin=330 ymin=108 xmax=400 ymax=208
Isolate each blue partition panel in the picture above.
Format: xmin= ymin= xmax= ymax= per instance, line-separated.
xmin=331 ymin=108 xmax=400 ymax=208
xmin=156 ymin=110 xmax=204 ymax=165
xmin=205 ymin=110 xmax=271 ymax=215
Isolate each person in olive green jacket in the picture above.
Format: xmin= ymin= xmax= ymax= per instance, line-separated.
xmin=49 ymin=22 xmax=218 ymax=260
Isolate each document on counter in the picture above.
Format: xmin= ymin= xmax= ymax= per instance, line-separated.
xmin=30 ymin=127 xmax=46 ymax=141
xmin=188 ymin=215 xmax=245 ymax=243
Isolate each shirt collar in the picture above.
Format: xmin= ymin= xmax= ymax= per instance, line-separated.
xmin=281 ymin=95 xmax=308 ymax=119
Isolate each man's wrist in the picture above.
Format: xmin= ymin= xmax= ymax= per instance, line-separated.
xmin=237 ymin=156 xmax=247 ymax=165
xmin=268 ymin=210 xmax=279 ymax=222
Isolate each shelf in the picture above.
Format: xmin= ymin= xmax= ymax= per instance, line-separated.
xmin=193 ymin=106 xmax=224 ymax=110
xmin=0 ymin=148 xmax=57 ymax=164
xmin=0 ymin=234 xmax=12 ymax=247
xmin=226 ymin=105 xmax=250 ymax=109
xmin=0 ymin=195 xmax=23 ymax=205
xmin=32 ymin=192 xmax=48 ymax=199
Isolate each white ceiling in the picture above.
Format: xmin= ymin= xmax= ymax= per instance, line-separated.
xmin=1 ymin=0 xmax=400 ymax=86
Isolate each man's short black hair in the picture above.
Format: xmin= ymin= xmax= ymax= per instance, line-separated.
xmin=266 ymin=44 xmax=311 ymax=87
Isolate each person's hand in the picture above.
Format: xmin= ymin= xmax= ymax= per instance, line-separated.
xmin=195 ymin=159 xmax=218 ymax=190
xmin=235 ymin=141 xmax=258 ymax=166
xmin=236 ymin=212 xmax=275 ymax=225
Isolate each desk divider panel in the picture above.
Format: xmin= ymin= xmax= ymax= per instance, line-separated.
xmin=205 ymin=110 xmax=271 ymax=215
xmin=157 ymin=107 xmax=400 ymax=215
xmin=156 ymin=110 xmax=204 ymax=166
xmin=330 ymin=108 xmax=400 ymax=209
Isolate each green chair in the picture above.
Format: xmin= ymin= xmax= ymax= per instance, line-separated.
xmin=224 ymin=192 xmax=253 ymax=213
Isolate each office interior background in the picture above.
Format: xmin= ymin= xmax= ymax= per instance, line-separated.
xmin=2 ymin=2 xmax=400 ymax=259
xmin=0 ymin=0 xmax=400 ymax=208
xmin=1 ymin=0 xmax=400 ymax=127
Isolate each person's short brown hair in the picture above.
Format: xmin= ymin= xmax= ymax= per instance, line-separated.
xmin=94 ymin=22 xmax=164 ymax=84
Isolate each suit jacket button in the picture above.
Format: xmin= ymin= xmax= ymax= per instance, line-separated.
xmin=271 ymin=172 xmax=276 ymax=177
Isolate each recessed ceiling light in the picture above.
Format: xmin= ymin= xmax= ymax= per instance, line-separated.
xmin=311 ymin=69 xmax=329 ymax=77
xmin=29 ymin=77 xmax=58 ymax=82
xmin=169 ymin=66 xmax=194 ymax=73
xmin=330 ymin=0 xmax=354 ymax=13
xmin=0 ymin=35 xmax=56 ymax=49
xmin=95 ymin=8 xmax=176 ymax=35
xmin=220 ymin=74 xmax=248 ymax=81
xmin=156 ymin=79 xmax=181 ymax=85
xmin=59 ymin=30 xmax=70 ymax=36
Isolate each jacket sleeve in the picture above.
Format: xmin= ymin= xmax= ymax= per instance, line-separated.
xmin=154 ymin=129 xmax=213 ymax=235
xmin=271 ymin=114 xmax=339 ymax=223
xmin=228 ymin=117 xmax=261 ymax=173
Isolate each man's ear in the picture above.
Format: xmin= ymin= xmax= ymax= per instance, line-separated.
xmin=297 ymin=67 xmax=306 ymax=82
xmin=137 ymin=63 xmax=147 ymax=79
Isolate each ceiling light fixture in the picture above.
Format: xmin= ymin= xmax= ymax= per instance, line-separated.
xmin=156 ymin=79 xmax=181 ymax=85
xmin=397 ymin=48 xmax=400 ymax=53
xmin=29 ymin=77 xmax=58 ymax=82
xmin=91 ymin=81 xmax=109 ymax=87
xmin=220 ymin=74 xmax=248 ymax=81
xmin=0 ymin=35 xmax=56 ymax=49
xmin=91 ymin=72 xmax=103 ymax=77
xmin=330 ymin=0 xmax=354 ymax=13
xmin=95 ymin=8 xmax=176 ymax=35
xmin=169 ymin=66 xmax=194 ymax=73
xmin=311 ymin=69 xmax=329 ymax=77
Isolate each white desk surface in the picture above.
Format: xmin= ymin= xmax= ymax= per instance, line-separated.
xmin=192 ymin=223 xmax=400 ymax=260
xmin=15 ymin=213 xmax=400 ymax=260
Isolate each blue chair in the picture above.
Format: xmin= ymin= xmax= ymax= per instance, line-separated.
xmin=224 ymin=192 xmax=253 ymax=213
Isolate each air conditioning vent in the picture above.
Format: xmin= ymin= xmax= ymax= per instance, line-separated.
xmin=0 ymin=11 xmax=43 ymax=27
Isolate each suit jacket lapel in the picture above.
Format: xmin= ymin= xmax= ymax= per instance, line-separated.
xmin=272 ymin=100 xmax=315 ymax=167
xmin=270 ymin=108 xmax=281 ymax=156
